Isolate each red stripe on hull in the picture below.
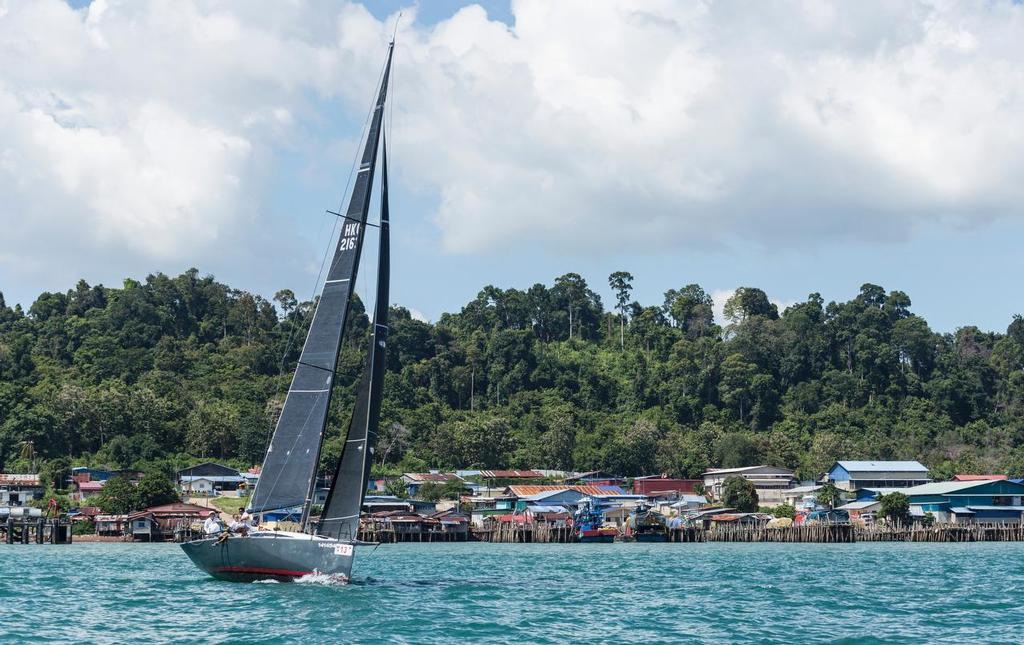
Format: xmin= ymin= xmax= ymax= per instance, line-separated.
xmin=211 ymin=565 xmax=311 ymax=577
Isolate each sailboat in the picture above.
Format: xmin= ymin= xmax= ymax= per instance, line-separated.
xmin=182 ymin=42 xmax=394 ymax=583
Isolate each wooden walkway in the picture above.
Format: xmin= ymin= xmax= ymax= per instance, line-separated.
xmin=665 ymin=523 xmax=1024 ymax=543
xmin=475 ymin=521 xmax=574 ymax=543
xmin=358 ymin=526 xmax=470 ymax=543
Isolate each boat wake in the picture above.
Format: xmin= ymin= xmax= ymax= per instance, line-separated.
xmin=296 ymin=572 xmax=350 ymax=586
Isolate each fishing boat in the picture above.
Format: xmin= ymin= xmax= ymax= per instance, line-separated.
xmin=181 ymin=42 xmax=395 ymax=583
xmin=624 ymin=502 xmax=668 ymax=542
xmin=573 ymin=498 xmax=617 ymax=543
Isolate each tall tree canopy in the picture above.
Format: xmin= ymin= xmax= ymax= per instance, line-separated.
xmin=1 ymin=273 xmax=1022 ymax=486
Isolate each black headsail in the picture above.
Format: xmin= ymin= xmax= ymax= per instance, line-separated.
xmin=318 ymin=133 xmax=391 ymax=540
xmin=248 ymin=43 xmax=393 ymax=515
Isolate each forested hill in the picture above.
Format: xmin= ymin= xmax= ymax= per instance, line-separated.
xmin=2 ymin=269 xmax=1024 ymax=485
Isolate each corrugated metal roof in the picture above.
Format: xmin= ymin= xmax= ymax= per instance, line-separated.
xmin=964 ymin=505 xmax=1024 ymax=511
xmin=703 ymin=465 xmax=794 ymax=476
xmin=785 ymin=485 xmax=822 ymax=494
xmin=949 ymin=507 xmax=975 ymax=514
xmin=954 ymin=474 xmax=1007 ymax=481
xmin=836 ymin=501 xmax=879 ymax=510
xmin=404 ymin=473 xmax=454 ymax=482
xmin=479 ymin=470 xmax=544 ymax=479
xmin=897 ymin=480 xmax=999 ymax=495
xmin=835 ymin=460 xmax=929 ymax=473
xmin=0 ymin=474 xmax=41 ymax=486
xmin=507 ymin=485 xmax=624 ymax=497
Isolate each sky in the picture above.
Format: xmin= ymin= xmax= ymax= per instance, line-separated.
xmin=1 ymin=1 xmax=1023 ymax=333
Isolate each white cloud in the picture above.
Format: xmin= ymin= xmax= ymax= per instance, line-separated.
xmin=2 ymin=0 xmax=1024 ymax=304
xmin=711 ymin=288 xmax=798 ymax=326
xmin=380 ymin=0 xmax=1024 ymax=253
xmin=711 ymin=289 xmax=733 ymax=327
xmin=407 ymin=307 xmax=429 ymax=323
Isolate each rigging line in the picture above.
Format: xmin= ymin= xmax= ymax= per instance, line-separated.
xmin=254 ymin=51 xmax=388 ymax=508
xmin=391 ymin=12 xmax=402 ymax=43
xmin=253 ymin=388 xmax=330 ymax=513
xmin=326 ymin=210 xmax=380 ymax=228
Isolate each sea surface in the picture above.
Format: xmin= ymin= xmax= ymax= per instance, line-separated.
xmin=2 ymin=541 xmax=1022 ymax=644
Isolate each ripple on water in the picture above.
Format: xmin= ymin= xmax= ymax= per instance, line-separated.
xmin=3 ymin=542 xmax=1024 ymax=643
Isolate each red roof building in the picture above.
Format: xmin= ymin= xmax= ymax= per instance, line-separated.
xmin=632 ymin=476 xmax=702 ymax=496
xmin=954 ymin=474 xmax=1007 ymax=481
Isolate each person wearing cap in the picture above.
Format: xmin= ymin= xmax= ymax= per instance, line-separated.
xmin=203 ymin=510 xmax=225 ymax=536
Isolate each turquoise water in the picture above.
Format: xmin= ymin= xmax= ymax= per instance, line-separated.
xmin=2 ymin=541 xmax=1023 ymax=643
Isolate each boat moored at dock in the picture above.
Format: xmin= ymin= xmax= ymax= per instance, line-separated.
xmin=573 ymin=498 xmax=617 ymax=543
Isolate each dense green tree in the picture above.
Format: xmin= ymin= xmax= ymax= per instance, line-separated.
xmin=2 ymin=269 xmax=1023 ymax=487
xmin=720 ymin=475 xmax=759 ymax=512
xmin=95 ymin=476 xmax=139 ymax=514
xmin=878 ymin=492 xmax=912 ymax=526
xmin=135 ymin=472 xmax=180 ymax=508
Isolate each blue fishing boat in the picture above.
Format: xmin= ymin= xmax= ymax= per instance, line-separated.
xmin=573 ymin=498 xmax=617 ymax=543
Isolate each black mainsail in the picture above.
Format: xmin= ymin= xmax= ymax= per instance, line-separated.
xmin=318 ymin=134 xmax=390 ymax=540
xmin=248 ymin=43 xmax=393 ymax=515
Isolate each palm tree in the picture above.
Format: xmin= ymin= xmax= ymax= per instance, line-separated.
xmin=816 ymin=483 xmax=842 ymax=510
xmin=19 ymin=441 xmax=37 ymax=472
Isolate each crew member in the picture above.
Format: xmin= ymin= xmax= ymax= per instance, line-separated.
xmin=203 ymin=511 xmax=224 ymax=536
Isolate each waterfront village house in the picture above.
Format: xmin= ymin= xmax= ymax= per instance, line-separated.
xmin=781 ymin=485 xmax=823 ymax=511
xmin=632 ymin=475 xmax=702 ymax=496
xmin=896 ymin=479 xmax=1024 ymax=524
xmin=177 ymin=462 xmax=244 ymax=494
xmin=401 ymin=472 xmax=459 ymax=497
xmin=362 ymin=495 xmax=436 ymax=515
xmin=126 ymin=502 xmax=212 ymax=541
xmin=128 ymin=513 xmax=159 ymax=541
xmin=95 ymin=514 xmax=129 ymax=536
xmin=71 ymin=467 xmax=115 ymax=483
xmin=658 ymin=494 xmax=709 ymax=516
xmin=430 ymin=509 xmax=470 ymax=538
xmin=463 ymin=496 xmax=517 ymax=526
xmin=0 ymin=474 xmax=44 ymax=507
xmin=74 ymin=479 xmax=106 ymax=502
xmin=702 ymin=466 xmax=797 ymax=505
xmin=505 ymin=485 xmax=627 ymax=511
xmin=825 ymin=461 xmax=931 ymax=492
xmin=836 ymin=500 xmax=882 ymax=521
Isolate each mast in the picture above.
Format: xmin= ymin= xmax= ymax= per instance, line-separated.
xmin=317 ymin=130 xmax=391 ymax=540
xmin=248 ymin=43 xmax=394 ymax=516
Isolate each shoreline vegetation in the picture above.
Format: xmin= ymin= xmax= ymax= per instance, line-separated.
xmin=3 ymin=269 xmax=1024 ymax=506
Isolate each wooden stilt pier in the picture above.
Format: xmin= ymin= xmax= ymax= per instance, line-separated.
xmin=1 ymin=516 xmax=73 ymax=545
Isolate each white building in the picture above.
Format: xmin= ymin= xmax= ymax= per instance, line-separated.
xmin=702 ymin=466 xmax=797 ymax=505
xmin=825 ymin=461 xmax=931 ymax=492
xmin=0 ymin=474 xmax=44 ymax=507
